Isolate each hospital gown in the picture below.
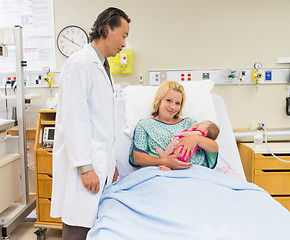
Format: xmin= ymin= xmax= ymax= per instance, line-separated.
xmin=129 ymin=118 xmax=218 ymax=168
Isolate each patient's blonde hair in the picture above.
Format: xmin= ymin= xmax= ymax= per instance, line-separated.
xmin=151 ymin=81 xmax=185 ymax=119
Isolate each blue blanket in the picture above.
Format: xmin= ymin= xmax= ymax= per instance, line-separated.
xmin=87 ymin=166 xmax=290 ymax=240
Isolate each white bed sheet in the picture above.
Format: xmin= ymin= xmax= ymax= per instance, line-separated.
xmin=116 ymin=93 xmax=246 ymax=180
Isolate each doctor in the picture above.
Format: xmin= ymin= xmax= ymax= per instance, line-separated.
xmin=50 ymin=7 xmax=131 ymax=240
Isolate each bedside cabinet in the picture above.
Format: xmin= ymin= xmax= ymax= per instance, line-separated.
xmin=238 ymin=142 xmax=290 ymax=211
xmin=34 ymin=110 xmax=62 ymax=229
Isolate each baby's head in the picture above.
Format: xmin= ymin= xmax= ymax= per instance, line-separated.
xmin=193 ymin=120 xmax=220 ymax=140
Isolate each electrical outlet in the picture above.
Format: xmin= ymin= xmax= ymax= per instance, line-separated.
xmin=186 ymin=72 xmax=193 ymax=81
xmin=180 ymin=72 xmax=186 ymax=82
xmin=160 ymin=71 xmax=167 ymax=83
xmin=149 ymin=72 xmax=160 ymax=85
xmin=177 ymin=71 xmax=194 ymax=82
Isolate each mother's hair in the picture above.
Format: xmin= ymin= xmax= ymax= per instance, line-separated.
xmin=151 ymin=81 xmax=185 ymax=119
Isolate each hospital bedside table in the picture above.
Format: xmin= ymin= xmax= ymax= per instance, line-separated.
xmin=238 ymin=142 xmax=290 ymax=211
xmin=34 ymin=110 xmax=62 ymax=230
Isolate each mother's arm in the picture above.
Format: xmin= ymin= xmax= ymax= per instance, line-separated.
xmin=134 ymin=150 xmax=193 ymax=170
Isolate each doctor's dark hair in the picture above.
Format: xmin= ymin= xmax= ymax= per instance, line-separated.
xmin=89 ymin=7 xmax=131 ymax=42
xmin=152 ymin=81 xmax=186 ymax=119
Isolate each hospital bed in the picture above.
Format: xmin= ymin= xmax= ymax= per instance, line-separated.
xmin=87 ymin=81 xmax=290 ymax=240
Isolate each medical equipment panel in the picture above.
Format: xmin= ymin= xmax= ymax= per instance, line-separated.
xmin=0 ymin=71 xmax=60 ymax=88
xmin=43 ymin=127 xmax=55 ymax=148
xmin=149 ymin=68 xmax=290 ymax=85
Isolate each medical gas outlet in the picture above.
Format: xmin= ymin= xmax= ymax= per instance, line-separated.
xmin=224 ymin=69 xmax=245 ymax=83
xmin=43 ymin=66 xmax=54 ymax=87
xmin=252 ymin=62 xmax=263 ymax=84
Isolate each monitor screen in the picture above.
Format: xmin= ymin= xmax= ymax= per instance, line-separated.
xmin=47 ymin=128 xmax=55 ymax=140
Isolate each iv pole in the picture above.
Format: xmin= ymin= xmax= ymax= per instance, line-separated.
xmin=1 ymin=25 xmax=36 ymax=239
xmin=15 ymin=25 xmax=29 ymax=205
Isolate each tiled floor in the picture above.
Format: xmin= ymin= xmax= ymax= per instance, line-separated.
xmin=1 ymin=209 xmax=62 ymax=240
xmin=7 ymin=221 xmax=62 ymax=240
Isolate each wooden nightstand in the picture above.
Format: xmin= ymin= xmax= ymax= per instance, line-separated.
xmin=238 ymin=142 xmax=290 ymax=211
xmin=34 ymin=110 xmax=62 ymax=229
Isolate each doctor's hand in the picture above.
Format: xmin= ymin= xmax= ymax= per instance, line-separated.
xmin=81 ymin=170 xmax=100 ymax=194
xmin=112 ymin=167 xmax=119 ymax=183
xmin=162 ymin=154 xmax=193 ymax=170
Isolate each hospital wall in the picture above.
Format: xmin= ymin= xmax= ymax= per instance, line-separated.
xmin=3 ymin=0 xmax=289 ymax=199
xmin=52 ymin=0 xmax=290 ymax=129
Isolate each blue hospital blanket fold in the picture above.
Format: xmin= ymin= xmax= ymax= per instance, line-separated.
xmin=87 ymin=166 xmax=290 ymax=240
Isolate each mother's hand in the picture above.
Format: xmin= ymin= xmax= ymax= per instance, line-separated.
xmin=175 ymin=135 xmax=201 ymax=161
xmin=134 ymin=150 xmax=192 ymax=170
xmin=162 ymin=154 xmax=193 ymax=170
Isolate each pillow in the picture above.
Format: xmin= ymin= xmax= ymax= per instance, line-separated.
xmin=121 ymin=80 xmax=218 ymax=138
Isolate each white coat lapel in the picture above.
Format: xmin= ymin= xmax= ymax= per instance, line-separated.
xmin=83 ymin=44 xmax=114 ymax=90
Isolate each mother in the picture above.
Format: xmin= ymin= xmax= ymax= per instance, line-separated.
xmin=129 ymin=81 xmax=218 ymax=170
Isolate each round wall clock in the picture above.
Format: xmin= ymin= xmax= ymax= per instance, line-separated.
xmin=56 ymin=25 xmax=89 ymax=57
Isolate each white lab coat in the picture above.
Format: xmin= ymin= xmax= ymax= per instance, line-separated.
xmin=50 ymin=44 xmax=117 ymax=228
